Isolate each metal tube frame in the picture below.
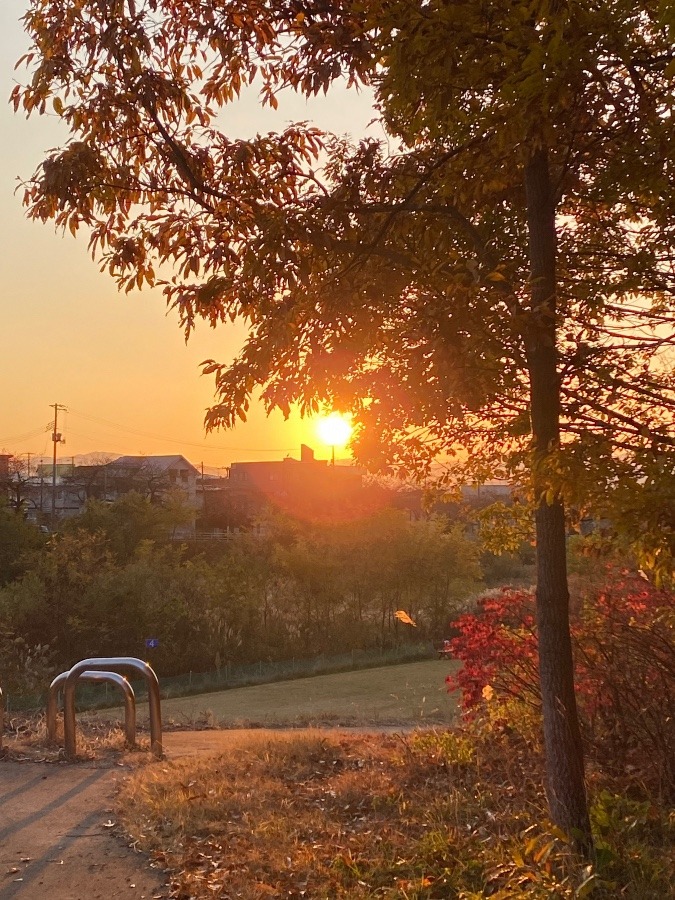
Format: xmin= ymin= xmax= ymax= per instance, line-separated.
xmin=63 ymin=657 xmax=162 ymax=760
xmin=47 ymin=670 xmax=136 ymax=747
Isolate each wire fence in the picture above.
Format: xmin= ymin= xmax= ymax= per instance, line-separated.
xmin=5 ymin=643 xmax=435 ymax=712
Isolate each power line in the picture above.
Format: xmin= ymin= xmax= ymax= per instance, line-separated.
xmin=0 ymin=426 xmax=50 ymax=445
xmin=66 ymin=407 xmax=299 ymax=452
xmin=63 ymin=427 xmax=289 ymax=459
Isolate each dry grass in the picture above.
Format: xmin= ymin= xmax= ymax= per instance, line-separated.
xmin=117 ymin=726 xmax=675 ymax=899
xmin=0 ymin=710 xmax=155 ymax=764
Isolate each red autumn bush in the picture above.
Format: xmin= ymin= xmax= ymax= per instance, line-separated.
xmin=446 ymin=589 xmax=540 ymax=711
xmin=446 ymin=572 xmax=675 ymax=797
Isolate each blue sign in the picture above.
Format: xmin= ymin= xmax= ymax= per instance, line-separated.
xmin=145 ymin=638 xmax=160 ymax=649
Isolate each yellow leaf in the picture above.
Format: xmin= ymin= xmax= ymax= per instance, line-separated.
xmin=394 ymin=610 xmax=417 ymax=627
xmin=52 ymin=96 xmax=64 ymax=115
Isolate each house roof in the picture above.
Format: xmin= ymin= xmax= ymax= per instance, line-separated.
xmin=108 ymin=455 xmax=200 ymax=475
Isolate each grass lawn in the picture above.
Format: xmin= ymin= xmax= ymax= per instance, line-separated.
xmin=95 ymin=659 xmax=459 ymax=729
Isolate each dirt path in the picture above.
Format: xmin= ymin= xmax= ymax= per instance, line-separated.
xmin=0 ymin=759 xmax=167 ymax=900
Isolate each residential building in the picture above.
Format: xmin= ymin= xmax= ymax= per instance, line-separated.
xmin=200 ymin=444 xmax=369 ymax=529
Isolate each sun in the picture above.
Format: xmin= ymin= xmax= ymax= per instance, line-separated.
xmin=316 ymin=413 xmax=352 ymax=449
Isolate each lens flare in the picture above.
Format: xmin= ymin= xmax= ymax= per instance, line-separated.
xmin=316 ymin=413 xmax=352 ymax=448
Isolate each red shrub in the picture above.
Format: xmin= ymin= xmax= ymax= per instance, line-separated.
xmin=447 ymin=573 xmax=675 ymax=796
xmin=445 ymin=589 xmax=539 ymax=710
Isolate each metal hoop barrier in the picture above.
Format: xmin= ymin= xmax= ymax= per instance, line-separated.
xmin=47 ymin=670 xmax=136 ymax=748
xmin=63 ymin=657 xmax=162 ymax=760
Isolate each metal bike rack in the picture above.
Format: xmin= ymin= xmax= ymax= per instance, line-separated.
xmin=63 ymin=657 xmax=162 ymax=760
xmin=47 ymin=670 xmax=136 ymax=748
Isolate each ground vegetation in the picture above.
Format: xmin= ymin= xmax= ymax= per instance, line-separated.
xmin=447 ymin=570 xmax=675 ymax=800
xmin=117 ymin=727 xmax=674 ymax=899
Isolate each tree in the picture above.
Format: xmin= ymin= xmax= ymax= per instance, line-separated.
xmin=16 ymin=0 xmax=675 ymax=846
xmin=0 ymin=499 xmax=45 ymax=586
xmin=0 ymin=455 xmax=39 ymax=518
xmin=65 ymin=492 xmax=193 ymax=562
xmin=0 ymin=529 xmax=114 ymax=666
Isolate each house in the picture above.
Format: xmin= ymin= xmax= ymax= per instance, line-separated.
xmin=229 ymin=443 xmax=361 ymax=496
xmin=103 ymin=455 xmax=201 ymax=506
xmin=200 ymin=445 xmax=369 ymax=528
xmin=14 ymin=469 xmax=86 ymax=525
xmin=7 ymin=454 xmax=201 ymax=533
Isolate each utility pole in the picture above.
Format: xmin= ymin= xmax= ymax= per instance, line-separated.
xmin=51 ymin=403 xmax=67 ymax=530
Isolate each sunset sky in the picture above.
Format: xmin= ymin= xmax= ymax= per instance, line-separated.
xmin=0 ymin=1 xmax=377 ymax=473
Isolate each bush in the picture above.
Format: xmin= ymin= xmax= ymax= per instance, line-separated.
xmin=446 ymin=588 xmax=539 ymax=711
xmin=446 ymin=572 xmax=675 ymax=798
xmin=0 ymin=628 xmax=54 ymax=699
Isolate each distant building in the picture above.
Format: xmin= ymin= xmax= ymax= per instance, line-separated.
xmin=229 ymin=443 xmax=361 ymax=496
xmin=9 ymin=454 xmax=201 ymax=533
xmin=200 ymin=444 xmax=371 ymax=529
xmin=0 ymin=454 xmax=11 ymax=480
xmin=104 ymin=455 xmax=200 ymax=506
xmin=19 ymin=472 xmax=84 ymax=524
xmin=460 ymin=483 xmax=513 ymax=507
xmin=36 ymin=462 xmax=77 ymax=479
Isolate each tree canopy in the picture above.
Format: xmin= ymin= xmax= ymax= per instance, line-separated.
xmin=16 ymin=1 xmax=674 ymax=492
xmin=16 ymin=0 xmax=675 ymax=577
xmin=15 ymin=0 xmax=675 ymax=844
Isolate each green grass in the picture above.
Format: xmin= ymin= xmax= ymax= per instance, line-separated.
xmin=95 ymin=659 xmax=459 ymax=728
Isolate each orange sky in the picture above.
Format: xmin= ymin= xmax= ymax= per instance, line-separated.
xmin=0 ymin=1 xmax=377 ymax=474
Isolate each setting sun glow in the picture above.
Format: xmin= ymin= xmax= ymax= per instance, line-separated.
xmin=316 ymin=413 xmax=352 ymax=449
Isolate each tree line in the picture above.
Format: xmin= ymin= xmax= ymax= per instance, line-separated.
xmin=0 ymin=495 xmax=484 ymax=695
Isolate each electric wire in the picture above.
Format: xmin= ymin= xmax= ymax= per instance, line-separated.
xmin=66 ymin=407 xmax=299 ymax=453
xmin=0 ymin=426 xmax=50 ymax=446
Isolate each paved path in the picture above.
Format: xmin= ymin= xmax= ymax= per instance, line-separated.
xmin=0 ymin=730 xmax=335 ymax=899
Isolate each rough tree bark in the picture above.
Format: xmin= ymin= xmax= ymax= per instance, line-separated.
xmin=524 ymin=148 xmax=592 ymax=849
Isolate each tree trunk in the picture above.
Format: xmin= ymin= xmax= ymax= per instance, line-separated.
xmin=524 ymin=148 xmax=592 ymax=849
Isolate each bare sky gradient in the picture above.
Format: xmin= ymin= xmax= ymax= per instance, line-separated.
xmin=1 ymin=1 xmax=378 ymax=472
